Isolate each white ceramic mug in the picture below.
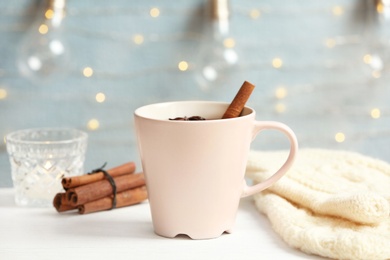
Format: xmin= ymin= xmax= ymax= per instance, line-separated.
xmin=134 ymin=101 xmax=298 ymax=239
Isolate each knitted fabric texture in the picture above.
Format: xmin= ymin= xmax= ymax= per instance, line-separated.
xmin=246 ymin=149 xmax=390 ymax=260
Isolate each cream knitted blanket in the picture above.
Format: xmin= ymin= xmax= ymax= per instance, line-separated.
xmin=246 ymin=149 xmax=390 ymax=260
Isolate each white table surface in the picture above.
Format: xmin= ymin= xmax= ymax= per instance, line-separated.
xmin=0 ymin=188 xmax=327 ymax=260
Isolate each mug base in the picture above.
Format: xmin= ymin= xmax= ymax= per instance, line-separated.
xmin=154 ymin=228 xmax=233 ymax=240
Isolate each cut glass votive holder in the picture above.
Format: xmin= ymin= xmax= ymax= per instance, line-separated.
xmin=6 ymin=128 xmax=88 ymax=207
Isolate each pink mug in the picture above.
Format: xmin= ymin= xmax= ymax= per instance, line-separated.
xmin=134 ymin=101 xmax=298 ymax=239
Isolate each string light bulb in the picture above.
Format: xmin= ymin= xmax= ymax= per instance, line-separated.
xmin=335 ymin=132 xmax=346 ymax=143
xmin=370 ymin=108 xmax=381 ymax=118
xmin=87 ymin=119 xmax=100 ymax=130
xmin=194 ymin=0 xmax=239 ymax=91
xmin=16 ymin=0 xmax=69 ymax=83
xmin=95 ymin=92 xmax=106 ymax=103
xmin=0 ymin=88 xmax=7 ymax=100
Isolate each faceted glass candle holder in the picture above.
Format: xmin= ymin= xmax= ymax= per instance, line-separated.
xmin=6 ymin=128 xmax=88 ymax=207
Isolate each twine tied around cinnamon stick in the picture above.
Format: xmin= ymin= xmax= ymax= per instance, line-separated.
xmin=88 ymin=162 xmax=117 ymax=210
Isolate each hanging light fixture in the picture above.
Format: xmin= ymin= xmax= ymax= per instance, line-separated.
xmin=363 ymin=0 xmax=390 ymax=74
xmin=194 ymin=0 xmax=239 ymax=91
xmin=17 ymin=0 xmax=69 ymax=83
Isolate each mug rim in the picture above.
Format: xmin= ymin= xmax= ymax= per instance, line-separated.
xmin=134 ymin=100 xmax=255 ymax=122
xmin=5 ymin=127 xmax=88 ymax=145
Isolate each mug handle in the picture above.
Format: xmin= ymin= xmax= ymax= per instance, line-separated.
xmin=241 ymin=121 xmax=298 ymax=198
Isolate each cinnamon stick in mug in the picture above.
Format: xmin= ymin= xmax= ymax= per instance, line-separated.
xmin=62 ymin=162 xmax=136 ymax=189
xmin=78 ymin=186 xmax=148 ymax=214
xmin=66 ymin=173 xmax=145 ymax=206
xmin=222 ymin=81 xmax=255 ymax=119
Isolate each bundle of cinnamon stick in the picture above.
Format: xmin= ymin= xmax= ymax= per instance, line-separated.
xmin=53 ymin=162 xmax=148 ymax=214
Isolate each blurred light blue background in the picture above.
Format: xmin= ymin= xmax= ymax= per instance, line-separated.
xmin=1 ymin=0 xmax=389 ymax=187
